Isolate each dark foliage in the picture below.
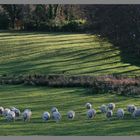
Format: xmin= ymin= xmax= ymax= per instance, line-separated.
xmin=0 ymin=12 xmax=9 ymax=29
xmin=0 ymin=74 xmax=140 ymax=96
xmin=85 ymin=5 xmax=140 ymax=57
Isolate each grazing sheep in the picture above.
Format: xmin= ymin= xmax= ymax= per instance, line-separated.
xmin=127 ymin=105 xmax=137 ymax=114
xmin=87 ymin=109 xmax=96 ymax=119
xmin=42 ymin=112 xmax=50 ymax=122
xmin=107 ymin=103 xmax=115 ymax=110
xmin=22 ymin=109 xmax=32 ymax=122
xmin=132 ymin=109 xmax=140 ymax=118
xmin=67 ymin=111 xmax=75 ymax=120
xmin=0 ymin=107 xmax=4 ymax=116
xmin=10 ymin=107 xmax=20 ymax=117
xmin=51 ymin=107 xmax=58 ymax=114
xmin=85 ymin=103 xmax=92 ymax=109
xmin=106 ymin=110 xmax=113 ymax=119
xmin=6 ymin=111 xmax=16 ymax=122
xmin=99 ymin=104 xmax=107 ymax=113
xmin=14 ymin=108 xmax=20 ymax=117
xmin=117 ymin=108 xmax=125 ymax=119
xmin=10 ymin=107 xmax=16 ymax=111
xmin=52 ymin=111 xmax=61 ymax=122
xmin=3 ymin=108 xmax=10 ymax=117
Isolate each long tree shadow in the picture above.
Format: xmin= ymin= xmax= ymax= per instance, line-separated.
xmin=120 ymin=48 xmax=140 ymax=67
xmin=108 ymin=39 xmax=140 ymax=68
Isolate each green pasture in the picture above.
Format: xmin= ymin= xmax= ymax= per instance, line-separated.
xmin=0 ymin=31 xmax=140 ymax=135
xmin=0 ymin=85 xmax=139 ymax=136
xmin=0 ymin=31 xmax=140 ymax=76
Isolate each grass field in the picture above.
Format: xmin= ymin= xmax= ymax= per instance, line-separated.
xmin=0 ymin=85 xmax=140 ymax=136
xmin=0 ymin=31 xmax=140 ymax=135
xmin=0 ymin=31 xmax=140 ymax=76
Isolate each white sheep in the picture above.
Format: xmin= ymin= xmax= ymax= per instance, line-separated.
xmin=127 ymin=104 xmax=137 ymax=114
xmin=6 ymin=111 xmax=16 ymax=121
xmin=0 ymin=107 xmax=4 ymax=116
xmin=42 ymin=112 xmax=50 ymax=122
xmin=106 ymin=110 xmax=113 ymax=119
xmin=51 ymin=107 xmax=58 ymax=114
xmin=10 ymin=107 xmax=17 ymax=110
xmin=22 ymin=109 xmax=32 ymax=122
xmin=85 ymin=103 xmax=92 ymax=109
xmin=52 ymin=111 xmax=61 ymax=122
xmin=117 ymin=108 xmax=125 ymax=119
xmin=67 ymin=110 xmax=75 ymax=120
xmin=99 ymin=104 xmax=107 ymax=113
xmin=15 ymin=108 xmax=20 ymax=117
xmin=87 ymin=109 xmax=96 ymax=119
xmin=10 ymin=107 xmax=20 ymax=117
xmin=107 ymin=103 xmax=115 ymax=110
xmin=3 ymin=108 xmax=10 ymax=117
xmin=132 ymin=109 xmax=140 ymax=118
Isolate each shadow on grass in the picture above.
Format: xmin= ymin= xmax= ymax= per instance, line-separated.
xmin=1 ymin=30 xmax=140 ymax=76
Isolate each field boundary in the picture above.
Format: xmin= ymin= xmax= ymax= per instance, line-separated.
xmin=0 ymin=74 xmax=140 ymax=96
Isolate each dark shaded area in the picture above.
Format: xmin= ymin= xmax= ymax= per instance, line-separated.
xmin=0 ymin=12 xmax=9 ymax=29
xmin=85 ymin=5 xmax=140 ymax=67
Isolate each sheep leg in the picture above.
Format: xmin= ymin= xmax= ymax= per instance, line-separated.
xmin=23 ymin=118 xmax=26 ymax=122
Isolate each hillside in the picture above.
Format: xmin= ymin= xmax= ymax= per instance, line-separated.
xmin=0 ymin=31 xmax=140 ymax=136
xmin=0 ymin=31 xmax=140 ymax=76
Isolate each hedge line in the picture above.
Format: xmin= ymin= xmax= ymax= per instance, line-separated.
xmin=0 ymin=74 xmax=140 ymax=96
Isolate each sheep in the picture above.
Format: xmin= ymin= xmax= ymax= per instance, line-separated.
xmin=85 ymin=103 xmax=92 ymax=109
xmin=117 ymin=108 xmax=125 ymax=119
xmin=22 ymin=109 xmax=32 ymax=122
xmin=132 ymin=109 xmax=140 ymax=118
xmin=10 ymin=107 xmax=15 ymax=111
xmin=67 ymin=110 xmax=75 ymax=120
xmin=0 ymin=107 xmax=4 ymax=116
xmin=99 ymin=104 xmax=107 ymax=113
xmin=6 ymin=111 xmax=16 ymax=122
xmin=10 ymin=107 xmax=20 ymax=117
xmin=3 ymin=108 xmax=10 ymax=117
xmin=52 ymin=111 xmax=61 ymax=122
xmin=14 ymin=108 xmax=20 ymax=117
xmin=107 ymin=103 xmax=115 ymax=110
xmin=127 ymin=104 xmax=137 ymax=114
xmin=87 ymin=109 xmax=96 ymax=119
xmin=51 ymin=107 xmax=59 ymax=119
xmin=51 ymin=107 xmax=58 ymax=114
xmin=42 ymin=112 xmax=50 ymax=122
xmin=106 ymin=110 xmax=113 ymax=119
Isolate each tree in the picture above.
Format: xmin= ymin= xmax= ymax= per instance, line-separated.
xmin=32 ymin=5 xmax=47 ymax=29
xmin=2 ymin=5 xmax=23 ymax=29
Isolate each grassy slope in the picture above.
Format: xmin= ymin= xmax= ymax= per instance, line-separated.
xmin=0 ymin=31 xmax=140 ymax=136
xmin=0 ymin=31 xmax=140 ymax=76
xmin=0 ymin=85 xmax=140 ymax=136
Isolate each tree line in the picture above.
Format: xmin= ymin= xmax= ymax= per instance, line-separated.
xmin=0 ymin=4 xmax=140 ymax=56
xmin=0 ymin=5 xmax=85 ymax=31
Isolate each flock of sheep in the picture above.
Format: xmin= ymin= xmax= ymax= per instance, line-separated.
xmin=0 ymin=107 xmax=31 ymax=122
xmin=0 ymin=103 xmax=140 ymax=123
xmin=85 ymin=103 xmax=140 ymax=120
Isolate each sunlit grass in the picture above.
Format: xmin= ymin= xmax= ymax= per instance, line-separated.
xmin=0 ymin=31 xmax=140 ymax=76
xmin=0 ymin=85 xmax=139 ymax=136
